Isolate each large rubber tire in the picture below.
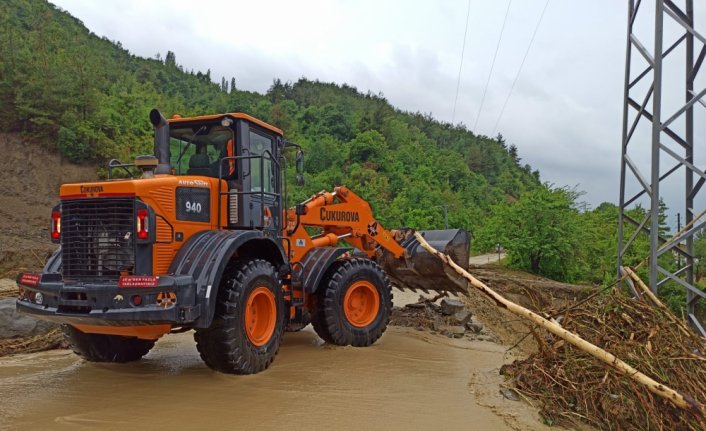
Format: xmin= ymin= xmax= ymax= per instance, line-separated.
xmin=63 ymin=325 xmax=155 ymax=363
xmin=311 ymin=258 xmax=392 ymax=347
xmin=194 ymin=259 xmax=285 ymax=374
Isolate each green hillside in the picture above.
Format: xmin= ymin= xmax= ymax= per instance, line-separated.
xmin=0 ymin=0 xmax=540 ymax=234
xmin=5 ymin=0 xmax=684 ymax=292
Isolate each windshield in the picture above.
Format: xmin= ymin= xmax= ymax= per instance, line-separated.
xmin=169 ymin=125 xmax=235 ymax=177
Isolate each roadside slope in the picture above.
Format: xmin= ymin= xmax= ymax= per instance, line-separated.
xmin=0 ymin=133 xmax=96 ymax=275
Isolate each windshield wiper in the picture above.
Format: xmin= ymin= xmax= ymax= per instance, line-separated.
xmin=175 ymin=126 xmax=207 ymax=166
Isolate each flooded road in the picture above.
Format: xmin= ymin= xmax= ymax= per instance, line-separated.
xmin=0 ymin=289 xmax=555 ymax=431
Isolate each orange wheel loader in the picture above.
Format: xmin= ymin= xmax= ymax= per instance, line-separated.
xmin=16 ymin=110 xmax=470 ymax=374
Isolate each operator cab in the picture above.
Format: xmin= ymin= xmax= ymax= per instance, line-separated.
xmin=163 ymin=112 xmax=284 ymax=234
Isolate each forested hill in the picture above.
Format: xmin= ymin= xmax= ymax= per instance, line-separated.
xmin=0 ymin=0 xmax=540 ymax=235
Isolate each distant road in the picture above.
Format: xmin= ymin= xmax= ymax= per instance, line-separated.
xmin=469 ymin=252 xmax=506 ymax=265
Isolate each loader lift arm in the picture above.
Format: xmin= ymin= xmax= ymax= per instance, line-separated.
xmin=284 ymin=185 xmax=471 ymax=297
xmin=284 ymin=186 xmax=406 ymax=262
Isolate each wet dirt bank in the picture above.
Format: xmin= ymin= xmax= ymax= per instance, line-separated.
xmin=0 ymin=133 xmax=96 ymax=276
xmin=0 ymin=326 xmax=557 ymax=431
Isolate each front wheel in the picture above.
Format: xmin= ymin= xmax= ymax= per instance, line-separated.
xmin=312 ymin=258 xmax=392 ymax=347
xmin=194 ymin=259 xmax=284 ymax=374
xmin=63 ymin=325 xmax=155 ymax=363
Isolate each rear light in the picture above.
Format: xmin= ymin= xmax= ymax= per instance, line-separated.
xmin=119 ymin=275 xmax=159 ymax=288
xmin=19 ymin=273 xmax=41 ymax=287
xmin=51 ymin=210 xmax=61 ymax=241
xmin=17 ymin=288 xmax=25 ymax=299
xmin=136 ymin=209 xmax=149 ymax=240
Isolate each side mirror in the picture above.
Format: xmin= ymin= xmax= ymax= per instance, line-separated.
xmin=295 ymin=150 xmax=305 ymax=186
xmin=296 ymin=150 xmax=304 ymax=174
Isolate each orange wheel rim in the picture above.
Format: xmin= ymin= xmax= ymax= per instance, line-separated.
xmin=245 ymin=286 xmax=277 ymax=347
xmin=343 ymin=281 xmax=380 ymax=328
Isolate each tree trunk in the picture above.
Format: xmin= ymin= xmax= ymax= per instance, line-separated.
xmin=530 ymin=253 xmax=540 ymax=274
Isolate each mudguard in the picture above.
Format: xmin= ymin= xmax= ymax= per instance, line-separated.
xmin=44 ymin=247 xmax=62 ymax=274
xmin=169 ymin=230 xmax=287 ymax=328
xmin=298 ymin=247 xmax=350 ymax=293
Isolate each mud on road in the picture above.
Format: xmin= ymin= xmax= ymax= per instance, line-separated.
xmin=0 ymin=286 xmax=563 ymax=430
xmin=0 ymin=255 xmax=588 ymax=431
xmin=0 ymin=326 xmax=560 ymax=431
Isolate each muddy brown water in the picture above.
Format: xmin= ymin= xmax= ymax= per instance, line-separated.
xmin=0 ymin=286 xmax=560 ymax=431
xmin=0 ymin=326 xmax=560 ymax=431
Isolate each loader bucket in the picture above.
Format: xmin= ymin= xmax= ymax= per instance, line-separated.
xmin=378 ymin=229 xmax=471 ymax=296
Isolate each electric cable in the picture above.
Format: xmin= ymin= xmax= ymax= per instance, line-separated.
xmin=473 ymin=0 xmax=513 ymax=132
xmin=492 ymin=0 xmax=550 ymax=135
xmin=452 ymin=0 xmax=472 ymax=124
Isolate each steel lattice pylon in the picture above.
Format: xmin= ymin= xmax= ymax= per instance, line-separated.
xmin=618 ymin=0 xmax=706 ymax=336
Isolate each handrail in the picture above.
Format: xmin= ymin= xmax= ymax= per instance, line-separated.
xmin=107 ymin=159 xmax=135 ymax=179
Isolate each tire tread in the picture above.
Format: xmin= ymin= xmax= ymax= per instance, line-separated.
xmin=63 ymin=325 xmax=155 ymax=363
xmin=312 ymin=258 xmax=392 ymax=347
xmin=194 ymin=259 xmax=284 ymax=374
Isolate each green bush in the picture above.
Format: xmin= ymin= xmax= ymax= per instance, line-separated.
xmin=57 ymin=126 xmax=92 ymax=163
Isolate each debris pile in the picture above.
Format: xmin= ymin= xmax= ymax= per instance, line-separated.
xmin=0 ymin=328 xmax=67 ymax=356
xmin=391 ymin=297 xmax=494 ymax=341
xmin=502 ymin=289 xmax=706 ymax=430
xmin=0 ymin=287 xmax=64 ymax=357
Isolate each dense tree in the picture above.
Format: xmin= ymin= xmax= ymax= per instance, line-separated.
xmin=475 ymin=186 xmax=583 ymax=281
xmin=165 ymin=51 xmax=176 ymax=68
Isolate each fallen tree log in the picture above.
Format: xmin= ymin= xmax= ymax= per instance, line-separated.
xmin=413 ymin=231 xmax=706 ymax=418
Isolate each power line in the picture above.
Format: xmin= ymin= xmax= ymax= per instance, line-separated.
xmin=473 ymin=0 xmax=512 ymax=132
xmin=451 ymin=0 xmax=472 ymax=124
xmin=492 ymin=0 xmax=550 ymax=136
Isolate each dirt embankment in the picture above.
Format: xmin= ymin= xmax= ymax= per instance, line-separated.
xmin=0 ymin=133 xmax=96 ymax=276
xmin=460 ymin=264 xmax=595 ymax=355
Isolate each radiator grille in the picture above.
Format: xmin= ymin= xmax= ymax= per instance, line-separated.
xmin=61 ymin=198 xmax=136 ymax=282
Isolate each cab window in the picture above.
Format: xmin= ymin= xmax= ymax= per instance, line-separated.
xmin=249 ymin=131 xmax=274 ymax=193
xmin=169 ymin=125 xmax=235 ymax=177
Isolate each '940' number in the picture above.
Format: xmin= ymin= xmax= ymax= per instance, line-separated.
xmin=186 ymin=201 xmax=202 ymax=213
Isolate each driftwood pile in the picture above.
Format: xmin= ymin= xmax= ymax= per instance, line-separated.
xmin=0 ymin=328 xmax=66 ymax=357
xmin=413 ymin=232 xmax=706 ymax=431
xmin=503 ymin=289 xmax=706 ymax=430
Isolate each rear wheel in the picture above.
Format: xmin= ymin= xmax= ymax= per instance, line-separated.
xmin=63 ymin=325 xmax=155 ymax=363
xmin=194 ymin=259 xmax=284 ymax=374
xmin=312 ymin=258 xmax=392 ymax=346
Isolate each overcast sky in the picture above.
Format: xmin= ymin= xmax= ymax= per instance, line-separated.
xmin=50 ymin=0 xmax=706 ymax=215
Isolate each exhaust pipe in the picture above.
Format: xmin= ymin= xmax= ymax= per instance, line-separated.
xmin=149 ymin=109 xmax=171 ymax=174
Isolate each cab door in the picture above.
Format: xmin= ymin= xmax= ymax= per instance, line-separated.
xmin=237 ymin=121 xmax=280 ymax=233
